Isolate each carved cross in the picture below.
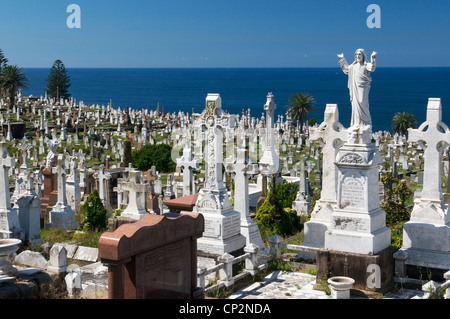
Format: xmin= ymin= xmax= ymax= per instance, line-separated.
xmin=408 ymin=98 xmax=450 ymax=202
xmin=177 ymin=147 xmax=199 ymax=196
xmin=52 ymin=154 xmax=68 ymax=208
xmin=0 ymin=139 xmax=15 ymax=210
xmin=93 ymin=164 xmax=112 ymax=203
xmin=196 ymin=94 xmax=235 ymax=192
xmin=309 ymin=104 xmax=347 ymax=202
xmin=226 ymin=145 xmax=258 ymax=221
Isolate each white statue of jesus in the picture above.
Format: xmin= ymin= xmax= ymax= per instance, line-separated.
xmin=337 ymin=49 xmax=377 ymax=129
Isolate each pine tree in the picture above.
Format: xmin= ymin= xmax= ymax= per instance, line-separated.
xmin=45 ymin=59 xmax=71 ymax=99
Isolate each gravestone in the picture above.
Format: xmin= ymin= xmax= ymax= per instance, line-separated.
xmin=176 ymin=147 xmax=199 ymax=197
xmin=0 ymin=140 xmax=24 ymax=239
xmin=394 ymin=98 xmax=450 ymax=274
xmin=291 ymin=156 xmax=311 ymax=216
xmin=317 ymin=51 xmax=393 ymax=292
xmin=225 ymin=143 xmax=265 ymax=252
xmin=119 ymin=166 xmax=148 ymax=220
xmin=98 ymin=212 xmax=204 ymax=299
xmin=46 ymin=154 xmax=79 ymax=230
xmin=300 ymin=104 xmax=347 ymax=259
xmin=192 ymin=94 xmax=246 ymax=255
xmin=324 ymin=125 xmax=391 ymax=255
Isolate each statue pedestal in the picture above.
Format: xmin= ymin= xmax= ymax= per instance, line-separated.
xmin=324 ymin=127 xmax=391 ymax=255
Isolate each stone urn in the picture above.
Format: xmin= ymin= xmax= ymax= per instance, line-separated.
xmin=327 ymin=276 xmax=355 ymax=299
xmin=0 ymin=238 xmax=22 ymax=277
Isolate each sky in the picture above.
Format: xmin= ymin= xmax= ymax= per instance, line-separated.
xmin=1 ymin=0 xmax=450 ymax=68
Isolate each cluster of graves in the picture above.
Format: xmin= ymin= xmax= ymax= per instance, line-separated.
xmin=0 ymin=67 xmax=449 ymax=298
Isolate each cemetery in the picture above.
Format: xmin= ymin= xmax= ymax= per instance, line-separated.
xmin=0 ymin=54 xmax=449 ymax=300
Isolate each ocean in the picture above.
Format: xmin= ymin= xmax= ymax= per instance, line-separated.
xmin=21 ymin=67 xmax=450 ymax=133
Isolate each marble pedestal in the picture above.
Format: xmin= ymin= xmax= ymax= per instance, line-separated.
xmin=324 ymin=128 xmax=391 ymax=255
xmin=194 ymin=189 xmax=246 ymax=256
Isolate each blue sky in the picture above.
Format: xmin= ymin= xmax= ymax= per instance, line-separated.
xmin=1 ymin=0 xmax=450 ymax=68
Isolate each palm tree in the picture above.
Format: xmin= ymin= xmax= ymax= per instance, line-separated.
xmin=0 ymin=49 xmax=8 ymax=98
xmin=0 ymin=65 xmax=29 ymax=107
xmin=0 ymin=49 xmax=8 ymax=70
xmin=287 ymin=92 xmax=316 ymax=133
xmin=391 ymin=112 xmax=417 ymax=136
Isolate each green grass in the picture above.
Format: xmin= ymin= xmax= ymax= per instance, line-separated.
xmin=40 ymin=227 xmax=105 ymax=248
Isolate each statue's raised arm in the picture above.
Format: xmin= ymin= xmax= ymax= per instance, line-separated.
xmin=337 ymin=53 xmax=349 ymax=74
xmin=366 ymin=51 xmax=377 ymax=72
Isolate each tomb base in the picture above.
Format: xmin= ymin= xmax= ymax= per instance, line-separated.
xmin=197 ymin=234 xmax=246 ymax=256
xmin=299 ymin=201 xmax=334 ymax=260
xmin=396 ymin=221 xmax=450 ymax=272
xmin=316 ymin=246 xmax=395 ymax=293
xmin=0 ymin=209 xmax=25 ymax=240
xmin=239 ymin=218 xmax=268 ymax=255
xmin=46 ymin=209 xmax=79 ymax=231
xmin=324 ymin=209 xmax=392 ymax=255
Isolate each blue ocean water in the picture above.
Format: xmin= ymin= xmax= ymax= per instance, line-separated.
xmin=21 ymin=67 xmax=450 ymax=133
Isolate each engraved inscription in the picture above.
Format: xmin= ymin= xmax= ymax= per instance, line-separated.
xmin=340 ymin=176 xmax=364 ymax=208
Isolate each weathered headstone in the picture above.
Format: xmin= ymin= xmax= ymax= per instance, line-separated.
xmin=46 ymin=154 xmax=79 ymax=230
xmin=176 ymin=147 xmax=199 ymax=197
xmin=395 ymin=98 xmax=450 ymax=273
xmin=192 ymin=94 xmax=246 ymax=255
xmin=0 ymin=139 xmax=24 ymax=240
xmin=300 ymin=104 xmax=347 ymax=259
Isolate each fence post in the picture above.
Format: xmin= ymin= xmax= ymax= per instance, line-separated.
xmin=197 ymin=265 xmax=207 ymax=290
xmin=244 ymin=243 xmax=259 ymax=275
xmin=218 ymin=253 xmax=235 ymax=287
xmin=445 ymin=270 xmax=450 ymax=299
xmin=268 ymin=234 xmax=283 ymax=259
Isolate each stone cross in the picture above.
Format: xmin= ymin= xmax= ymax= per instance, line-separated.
xmin=93 ymin=165 xmax=112 ymax=205
xmin=226 ymin=144 xmax=258 ymax=224
xmin=196 ymin=94 xmax=235 ymax=193
xmin=120 ymin=166 xmax=148 ymax=220
xmin=176 ymin=147 xmax=199 ymax=196
xmin=309 ymin=104 xmax=347 ymax=203
xmin=259 ymin=92 xmax=280 ymax=175
xmin=408 ymin=98 xmax=450 ymax=203
xmin=52 ymin=154 xmax=69 ymax=211
xmin=0 ymin=139 xmax=15 ymax=210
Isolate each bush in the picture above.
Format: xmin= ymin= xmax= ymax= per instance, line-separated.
xmin=79 ymin=189 xmax=108 ymax=231
xmin=380 ymin=172 xmax=412 ymax=227
xmin=254 ymin=190 xmax=301 ymax=237
xmin=131 ymin=143 xmax=176 ymax=173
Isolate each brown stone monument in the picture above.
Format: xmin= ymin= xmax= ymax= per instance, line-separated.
xmin=98 ymin=212 xmax=204 ymax=299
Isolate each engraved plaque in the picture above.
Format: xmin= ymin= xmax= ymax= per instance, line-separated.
xmin=340 ymin=176 xmax=365 ymax=208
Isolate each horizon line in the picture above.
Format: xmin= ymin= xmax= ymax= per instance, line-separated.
xmin=20 ymin=65 xmax=450 ymax=69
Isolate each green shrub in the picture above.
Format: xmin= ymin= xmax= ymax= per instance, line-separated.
xmin=79 ymin=189 xmax=108 ymax=231
xmin=131 ymin=143 xmax=176 ymax=173
xmin=254 ymin=189 xmax=301 ymax=237
xmin=380 ymin=172 xmax=412 ymax=227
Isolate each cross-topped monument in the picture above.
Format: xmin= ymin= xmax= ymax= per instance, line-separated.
xmin=408 ymin=98 xmax=450 ymax=205
xmin=177 ymin=147 xmax=199 ymax=197
xmin=0 ymin=139 xmax=23 ymax=239
xmin=120 ymin=165 xmax=148 ymax=220
xmin=93 ymin=164 xmax=112 ymax=208
xmin=47 ymin=154 xmax=78 ymax=230
xmin=300 ymin=104 xmax=347 ymax=258
xmin=395 ymin=97 xmax=450 ymax=272
xmin=225 ymin=139 xmax=265 ymax=251
xmin=193 ymin=93 xmax=246 ymax=255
